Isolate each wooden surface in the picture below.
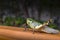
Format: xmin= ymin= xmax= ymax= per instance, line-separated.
xmin=0 ymin=26 xmax=60 ymax=40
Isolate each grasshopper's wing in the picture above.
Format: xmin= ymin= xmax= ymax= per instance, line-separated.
xmin=41 ymin=26 xmax=59 ymax=33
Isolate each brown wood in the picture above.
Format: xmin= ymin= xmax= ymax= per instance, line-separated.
xmin=0 ymin=26 xmax=60 ymax=40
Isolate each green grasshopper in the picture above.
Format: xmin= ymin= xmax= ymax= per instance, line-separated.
xmin=25 ymin=18 xmax=59 ymax=34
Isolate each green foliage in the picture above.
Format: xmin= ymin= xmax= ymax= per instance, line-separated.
xmin=4 ymin=16 xmax=14 ymax=26
xmin=15 ymin=17 xmax=25 ymax=26
xmin=4 ymin=16 xmax=26 ymax=26
xmin=48 ymin=23 xmax=57 ymax=29
xmin=3 ymin=16 xmax=26 ymax=27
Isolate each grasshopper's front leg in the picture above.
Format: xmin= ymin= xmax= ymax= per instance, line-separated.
xmin=24 ymin=23 xmax=27 ymax=31
xmin=22 ymin=23 xmax=27 ymax=31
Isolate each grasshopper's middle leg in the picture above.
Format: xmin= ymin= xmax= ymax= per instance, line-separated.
xmin=32 ymin=26 xmax=35 ymax=34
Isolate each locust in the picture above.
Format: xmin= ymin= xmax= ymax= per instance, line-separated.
xmin=25 ymin=18 xmax=59 ymax=34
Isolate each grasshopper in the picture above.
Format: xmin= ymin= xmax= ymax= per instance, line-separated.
xmin=25 ymin=18 xmax=59 ymax=34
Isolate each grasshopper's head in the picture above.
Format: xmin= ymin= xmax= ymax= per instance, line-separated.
xmin=26 ymin=18 xmax=33 ymax=25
